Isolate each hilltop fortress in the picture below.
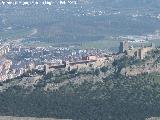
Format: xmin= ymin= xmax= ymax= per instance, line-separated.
xmin=43 ymin=40 xmax=156 ymax=75
xmin=44 ymin=55 xmax=113 ymax=74
xmin=119 ymin=41 xmax=155 ymax=59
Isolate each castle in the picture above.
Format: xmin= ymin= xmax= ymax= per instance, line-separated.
xmin=119 ymin=41 xmax=155 ymax=59
xmin=44 ymin=55 xmax=112 ymax=74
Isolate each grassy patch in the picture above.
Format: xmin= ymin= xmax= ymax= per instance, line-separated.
xmin=81 ymin=38 xmax=120 ymax=49
xmin=0 ymin=28 xmax=35 ymax=42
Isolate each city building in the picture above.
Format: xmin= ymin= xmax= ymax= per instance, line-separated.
xmin=0 ymin=45 xmax=10 ymax=57
xmin=0 ymin=58 xmax=12 ymax=81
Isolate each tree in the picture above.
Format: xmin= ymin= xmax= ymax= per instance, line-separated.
xmin=94 ymin=68 xmax=100 ymax=76
xmin=69 ymin=69 xmax=78 ymax=75
xmin=44 ymin=72 xmax=53 ymax=79
xmin=100 ymin=66 xmax=108 ymax=73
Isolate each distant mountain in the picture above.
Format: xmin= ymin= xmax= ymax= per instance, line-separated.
xmin=0 ymin=0 xmax=160 ymax=45
xmin=0 ymin=0 xmax=160 ymax=8
xmin=87 ymin=0 xmax=160 ymax=8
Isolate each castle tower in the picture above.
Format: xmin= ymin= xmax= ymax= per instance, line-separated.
xmin=44 ymin=64 xmax=49 ymax=75
xmin=65 ymin=61 xmax=71 ymax=71
xmin=119 ymin=41 xmax=129 ymax=53
xmin=151 ymin=43 xmax=155 ymax=49
xmin=138 ymin=48 xmax=146 ymax=60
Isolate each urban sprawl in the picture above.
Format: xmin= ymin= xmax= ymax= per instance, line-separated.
xmin=0 ymin=40 xmax=155 ymax=81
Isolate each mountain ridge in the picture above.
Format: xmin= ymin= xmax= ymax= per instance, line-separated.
xmin=0 ymin=0 xmax=160 ymax=8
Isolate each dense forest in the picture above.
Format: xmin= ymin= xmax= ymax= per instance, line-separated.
xmin=0 ymin=73 xmax=160 ymax=120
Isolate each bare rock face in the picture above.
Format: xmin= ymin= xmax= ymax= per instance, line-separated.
xmin=120 ymin=62 xmax=160 ymax=76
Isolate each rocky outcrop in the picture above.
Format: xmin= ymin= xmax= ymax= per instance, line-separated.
xmin=121 ymin=64 xmax=160 ymax=76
